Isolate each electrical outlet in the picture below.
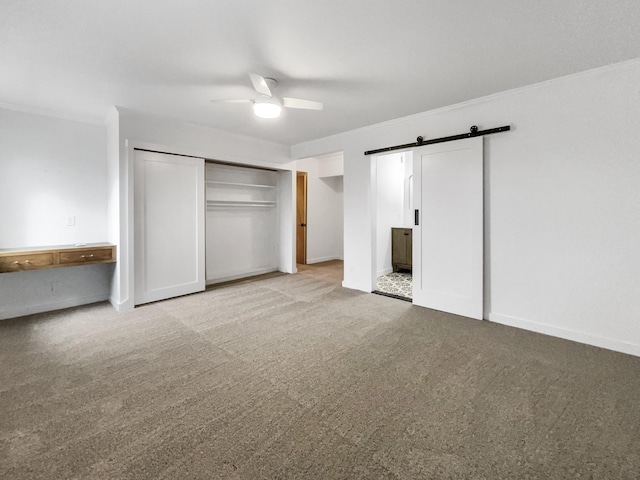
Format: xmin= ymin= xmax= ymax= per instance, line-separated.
xmin=66 ymin=215 xmax=76 ymax=226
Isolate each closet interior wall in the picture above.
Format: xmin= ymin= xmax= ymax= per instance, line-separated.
xmin=205 ymin=162 xmax=279 ymax=284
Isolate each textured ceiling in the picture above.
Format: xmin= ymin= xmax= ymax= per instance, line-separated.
xmin=2 ymin=1 xmax=640 ymax=145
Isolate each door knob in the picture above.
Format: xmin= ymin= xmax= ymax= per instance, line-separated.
xmin=300 ymin=223 xmax=307 ymax=227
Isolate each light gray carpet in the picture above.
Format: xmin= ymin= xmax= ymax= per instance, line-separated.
xmin=2 ymin=260 xmax=640 ymax=479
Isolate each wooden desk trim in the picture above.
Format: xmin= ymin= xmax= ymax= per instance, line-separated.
xmin=0 ymin=244 xmax=116 ymax=273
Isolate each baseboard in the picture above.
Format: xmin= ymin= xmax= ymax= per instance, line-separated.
xmin=109 ymin=296 xmax=134 ymax=312
xmin=306 ymin=255 xmax=342 ymax=264
xmin=341 ymin=280 xmax=370 ymax=293
xmin=377 ymin=267 xmax=393 ymax=277
xmin=489 ymin=312 xmax=640 ymax=358
xmin=0 ymin=294 xmax=110 ymax=320
xmin=207 ymin=267 xmax=279 ymax=285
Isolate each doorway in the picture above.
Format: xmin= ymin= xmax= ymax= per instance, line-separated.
xmin=296 ymin=171 xmax=307 ymax=264
xmin=294 ymin=152 xmax=344 ymax=268
xmin=373 ymin=151 xmax=414 ymax=301
xmin=371 ymin=136 xmax=484 ymax=320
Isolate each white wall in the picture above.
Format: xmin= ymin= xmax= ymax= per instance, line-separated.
xmin=291 ymin=58 xmax=640 ymax=357
xmin=296 ymin=155 xmax=344 ymax=264
xmin=111 ymin=108 xmax=296 ymax=310
xmin=278 ymin=170 xmax=296 ymax=274
xmin=376 ymin=153 xmax=405 ymax=276
xmin=317 ymin=152 xmax=344 ymax=177
xmin=105 ymin=107 xmax=121 ymax=309
xmin=402 ymin=153 xmax=414 ymax=226
xmin=0 ymin=109 xmax=107 ymax=247
xmin=0 ymin=108 xmax=111 ymax=319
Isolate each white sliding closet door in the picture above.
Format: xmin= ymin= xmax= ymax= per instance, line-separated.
xmin=134 ymin=150 xmax=205 ymax=305
xmin=412 ymin=136 xmax=483 ymax=320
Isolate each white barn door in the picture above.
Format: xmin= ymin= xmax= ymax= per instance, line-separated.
xmin=134 ymin=150 xmax=205 ymax=305
xmin=412 ymin=136 xmax=483 ymax=320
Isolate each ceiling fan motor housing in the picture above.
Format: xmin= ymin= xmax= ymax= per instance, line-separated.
xmin=264 ymin=78 xmax=278 ymax=91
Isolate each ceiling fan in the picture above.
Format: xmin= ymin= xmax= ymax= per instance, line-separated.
xmin=212 ymin=73 xmax=323 ymax=119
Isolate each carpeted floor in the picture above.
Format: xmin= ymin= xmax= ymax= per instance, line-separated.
xmin=1 ymin=260 xmax=640 ymax=479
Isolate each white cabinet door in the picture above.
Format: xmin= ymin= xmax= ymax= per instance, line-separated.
xmin=134 ymin=150 xmax=205 ymax=305
xmin=412 ymin=137 xmax=483 ymax=320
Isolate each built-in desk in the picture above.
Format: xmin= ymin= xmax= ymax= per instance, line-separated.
xmin=0 ymin=243 xmax=116 ymax=273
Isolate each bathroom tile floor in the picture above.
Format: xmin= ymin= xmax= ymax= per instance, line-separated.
xmin=374 ymin=271 xmax=412 ymax=301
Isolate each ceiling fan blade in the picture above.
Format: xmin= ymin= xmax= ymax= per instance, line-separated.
xmin=210 ymin=98 xmax=254 ymax=104
xmin=249 ymin=73 xmax=272 ymax=97
xmin=283 ymin=97 xmax=323 ymax=110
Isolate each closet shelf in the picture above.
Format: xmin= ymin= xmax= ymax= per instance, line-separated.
xmin=205 ymin=181 xmax=276 ymax=188
xmin=206 ymin=200 xmax=277 ymax=208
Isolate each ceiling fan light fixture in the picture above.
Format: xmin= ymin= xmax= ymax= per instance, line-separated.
xmin=213 ymin=74 xmax=321 ymax=119
xmin=253 ymin=98 xmax=282 ymax=119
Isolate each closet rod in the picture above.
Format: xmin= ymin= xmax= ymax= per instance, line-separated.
xmin=133 ymin=148 xmax=278 ymax=172
xmin=206 ymin=204 xmax=276 ymax=208
xmin=363 ymin=125 xmax=510 ymax=156
xmin=206 ymin=200 xmax=276 ymax=205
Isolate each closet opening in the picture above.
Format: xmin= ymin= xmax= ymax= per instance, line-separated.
xmin=205 ymin=161 xmax=280 ymax=285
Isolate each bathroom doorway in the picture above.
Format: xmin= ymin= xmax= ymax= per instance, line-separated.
xmin=373 ymin=151 xmax=413 ymax=301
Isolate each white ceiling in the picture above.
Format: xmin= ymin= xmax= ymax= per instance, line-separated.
xmin=2 ymin=1 xmax=640 ymax=145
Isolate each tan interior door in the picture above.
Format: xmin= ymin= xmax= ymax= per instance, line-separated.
xmin=296 ymin=172 xmax=307 ymax=264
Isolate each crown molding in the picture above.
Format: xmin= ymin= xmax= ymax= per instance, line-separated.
xmin=0 ymin=101 xmax=104 ymax=125
xmin=295 ymin=57 xmax=640 ymax=148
